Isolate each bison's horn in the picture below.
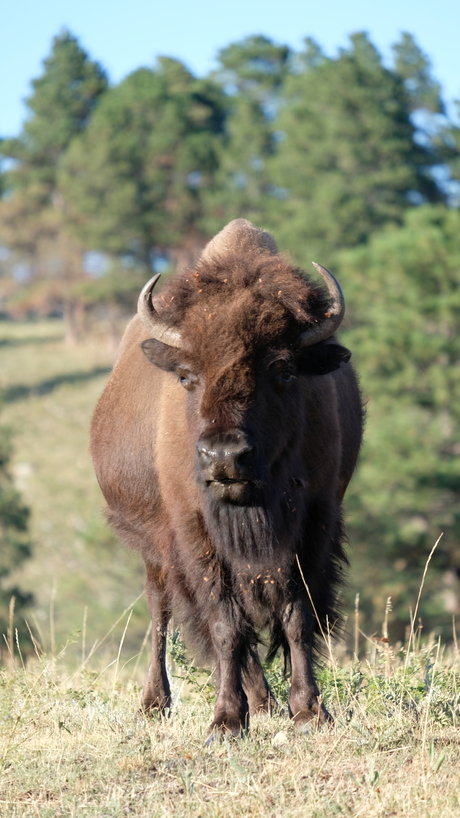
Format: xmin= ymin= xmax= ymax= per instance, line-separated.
xmin=137 ymin=274 xmax=182 ymax=348
xmin=299 ymin=263 xmax=345 ymax=348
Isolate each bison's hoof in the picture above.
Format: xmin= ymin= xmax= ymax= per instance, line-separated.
xmin=139 ymin=697 xmax=171 ymax=719
xmin=206 ymin=715 xmax=247 ymax=743
xmin=290 ymin=704 xmax=334 ymax=731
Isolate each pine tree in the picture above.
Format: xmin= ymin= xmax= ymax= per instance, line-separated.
xmin=0 ymin=31 xmax=108 ymax=342
xmin=392 ymin=33 xmax=460 ymax=204
xmin=2 ymin=30 xmax=107 ymax=200
xmin=269 ymin=33 xmax=443 ymax=265
xmin=338 ymin=204 xmax=460 ymax=635
xmin=59 ymin=58 xmax=225 ymax=269
xmin=392 ymin=32 xmax=444 ymax=114
xmin=203 ymin=36 xmax=290 ymax=232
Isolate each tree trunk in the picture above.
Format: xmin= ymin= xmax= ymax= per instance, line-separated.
xmin=63 ymin=298 xmax=84 ymax=345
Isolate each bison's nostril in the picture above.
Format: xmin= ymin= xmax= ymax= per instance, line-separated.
xmin=235 ymin=445 xmax=256 ymax=471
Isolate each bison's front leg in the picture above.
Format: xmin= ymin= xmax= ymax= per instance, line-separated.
xmin=141 ymin=562 xmax=171 ymax=715
xmin=208 ymin=609 xmax=249 ymax=738
xmin=283 ymin=597 xmax=333 ymax=728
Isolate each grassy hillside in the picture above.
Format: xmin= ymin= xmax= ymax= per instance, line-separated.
xmin=0 ymin=319 xmax=148 ymax=658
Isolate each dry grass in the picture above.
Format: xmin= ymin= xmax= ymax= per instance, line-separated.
xmin=1 ymin=616 xmax=460 ymax=818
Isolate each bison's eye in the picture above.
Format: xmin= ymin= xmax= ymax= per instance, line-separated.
xmin=177 ymin=369 xmax=196 ymax=390
xmin=268 ymin=359 xmax=296 ymax=388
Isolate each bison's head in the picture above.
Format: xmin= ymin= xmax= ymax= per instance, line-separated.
xmin=139 ymin=220 xmax=350 ymax=552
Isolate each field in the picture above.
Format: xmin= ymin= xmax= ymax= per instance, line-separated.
xmin=1 ymin=624 xmax=460 ymax=817
xmin=1 ymin=320 xmax=460 ymax=816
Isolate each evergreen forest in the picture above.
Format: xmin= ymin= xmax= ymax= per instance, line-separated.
xmin=1 ymin=29 xmax=460 ymax=647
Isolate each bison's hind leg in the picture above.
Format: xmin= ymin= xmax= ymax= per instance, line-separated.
xmin=141 ymin=562 xmax=172 ymax=716
xmin=242 ymin=642 xmax=279 ymax=716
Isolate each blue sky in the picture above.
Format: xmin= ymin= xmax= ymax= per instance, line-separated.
xmin=1 ymin=0 xmax=459 ymax=137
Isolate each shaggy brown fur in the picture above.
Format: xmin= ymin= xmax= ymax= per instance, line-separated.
xmin=91 ymin=220 xmax=364 ymax=737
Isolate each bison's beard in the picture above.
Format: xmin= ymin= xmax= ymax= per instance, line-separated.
xmin=202 ymin=492 xmax=280 ymax=562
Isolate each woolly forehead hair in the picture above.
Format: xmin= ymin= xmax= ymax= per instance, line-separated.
xmin=153 ymin=250 xmax=330 ymax=334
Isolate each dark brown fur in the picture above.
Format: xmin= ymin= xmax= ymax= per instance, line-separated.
xmin=91 ymin=225 xmax=363 ymax=736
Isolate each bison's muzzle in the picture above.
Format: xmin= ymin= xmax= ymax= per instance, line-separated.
xmin=197 ymin=430 xmax=259 ymax=504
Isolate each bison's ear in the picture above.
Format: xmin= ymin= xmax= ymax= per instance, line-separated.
xmin=141 ymin=338 xmax=180 ymax=372
xmin=297 ymin=343 xmax=351 ymax=376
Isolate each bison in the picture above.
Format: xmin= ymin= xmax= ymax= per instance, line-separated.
xmin=91 ymin=219 xmax=363 ymax=737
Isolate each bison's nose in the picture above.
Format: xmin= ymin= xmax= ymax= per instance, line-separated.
xmin=197 ymin=432 xmax=258 ymax=482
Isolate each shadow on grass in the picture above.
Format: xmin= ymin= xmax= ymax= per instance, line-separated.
xmin=3 ymin=367 xmax=111 ymax=403
xmin=0 ymin=334 xmax=64 ymax=348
